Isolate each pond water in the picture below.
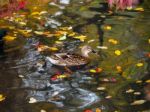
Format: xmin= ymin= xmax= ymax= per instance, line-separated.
xmin=0 ymin=0 xmax=150 ymax=112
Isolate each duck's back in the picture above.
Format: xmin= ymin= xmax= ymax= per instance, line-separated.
xmin=48 ymin=53 xmax=89 ymax=67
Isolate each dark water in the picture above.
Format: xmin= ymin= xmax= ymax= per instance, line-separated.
xmin=0 ymin=0 xmax=150 ymax=112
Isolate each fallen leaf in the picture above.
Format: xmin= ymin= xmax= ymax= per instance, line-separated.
xmin=108 ymin=39 xmax=118 ymax=44
xmin=96 ymin=68 xmax=103 ymax=73
xmin=131 ymin=100 xmax=146 ymax=105
xmin=145 ymin=80 xmax=150 ymax=83
xmin=40 ymin=11 xmax=48 ymax=15
xmin=40 ymin=109 xmax=47 ymax=112
xmin=73 ymin=35 xmax=86 ymax=42
xmin=97 ymin=46 xmax=108 ymax=49
xmin=49 ymin=47 xmax=58 ymax=51
xmin=96 ymin=108 xmax=102 ymax=112
xmin=19 ymin=22 xmax=27 ymax=26
xmin=34 ymin=31 xmax=44 ymax=35
xmin=136 ymin=63 xmax=144 ymax=67
xmin=105 ymin=96 xmax=112 ymax=99
xmin=134 ymin=92 xmax=141 ymax=95
xmin=4 ymin=35 xmax=16 ymax=42
xmin=116 ymin=65 xmax=122 ymax=72
xmin=29 ymin=97 xmax=37 ymax=103
xmin=97 ymin=87 xmax=106 ymax=91
xmin=31 ymin=12 xmax=40 ymax=16
xmin=114 ymin=50 xmax=122 ymax=56
xmin=134 ymin=7 xmax=144 ymax=12
xmin=89 ymin=69 xmax=97 ymax=73
xmin=68 ymin=32 xmax=76 ymax=37
xmin=104 ymin=25 xmax=112 ymax=30
xmin=136 ymin=80 xmax=142 ymax=84
xmin=0 ymin=94 xmax=5 ymax=102
xmin=126 ymin=89 xmax=134 ymax=93
xmin=59 ymin=34 xmax=67 ymax=40
xmin=84 ymin=109 xmax=93 ymax=112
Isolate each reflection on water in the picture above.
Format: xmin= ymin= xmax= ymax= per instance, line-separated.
xmin=0 ymin=0 xmax=150 ymax=112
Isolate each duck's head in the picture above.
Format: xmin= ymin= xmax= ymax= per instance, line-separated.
xmin=81 ymin=45 xmax=97 ymax=57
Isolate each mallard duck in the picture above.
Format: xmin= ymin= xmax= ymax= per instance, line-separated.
xmin=46 ymin=45 xmax=96 ymax=67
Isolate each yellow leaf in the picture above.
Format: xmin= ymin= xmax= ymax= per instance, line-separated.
xmin=108 ymin=39 xmax=118 ymax=44
xmin=73 ymin=35 xmax=86 ymax=42
xmin=68 ymin=32 xmax=76 ymax=37
xmin=136 ymin=80 xmax=142 ymax=83
xmin=131 ymin=100 xmax=146 ymax=105
xmin=18 ymin=22 xmax=26 ymax=26
xmin=31 ymin=12 xmax=40 ymax=16
xmin=148 ymin=39 xmax=150 ymax=44
xmin=57 ymin=74 xmax=67 ymax=79
xmin=136 ymin=63 xmax=144 ymax=67
xmin=135 ymin=7 xmax=144 ymax=12
xmin=104 ymin=25 xmax=112 ymax=30
xmin=49 ymin=47 xmax=58 ymax=51
xmin=34 ymin=31 xmax=44 ymax=35
xmin=4 ymin=35 xmax=16 ymax=42
xmin=114 ymin=50 xmax=122 ymax=56
xmin=0 ymin=94 xmax=5 ymax=102
xmin=37 ymin=45 xmax=49 ymax=52
xmin=116 ymin=65 xmax=122 ymax=72
xmin=145 ymin=80 xmax=150 ymax=83
xmin=126 ymin=89 xmax=134 ymax=93
xmin=96 ymin=108 xmax=102 ymax=112
xmin=89 ymin=69 xmax=96 ymax=73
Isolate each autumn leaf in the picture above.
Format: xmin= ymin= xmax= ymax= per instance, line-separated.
xmin=73 ymin=35 xmax=86 ymax=42
xmin=136 ymin=63 xmax=144 ymax=67
xmin=3 ymin=35 xmax=16 ymax=42
xmin=34 ymin=31 xmax=44 ymax=35
xmin=114 ymin=50 xmax=122 ymax=56
xmin=131 ymin=100 xmax=146 ymax=105
xmin=0 ymin=94 xmax=5 ymax=102
xmin=108 ymin=38 xmax=118 ymax=44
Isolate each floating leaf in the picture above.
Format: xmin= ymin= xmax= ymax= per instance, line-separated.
xmin=97 ymin=87 xmax=106 ymax=91
xmin=84 ymin=109 xmax=93 ymax=112
xmin=68 ymin=32 xmax=76 ymax=37
xmin=145 ymin=80 xmax=150 ymax=83
xmin=37 ymin=45 xmax=49 ymax=52
xmin=131 ymin=100 xmax=146 ymax=105
xmin=40 ymin=11 xmax=48 ymax=15
xmin=40 ymin=110 xmax=47 ymax=112
xmin=114 ymin=50 xmax=122 ymax=56
xmin=49 ymin=47 xmax=58 ymax=51
xmin=105 ymin=96 xmax=112 ymax=99
xmin=31 ymin=12 xmax=40 ymax=16
xmin=108 ymin=39 xmax=118 ymax=44
xmin=136 ymin=80 xmax=142 ymax=84
xmin=0 ymin=94 xmax=5 ymax=102
xmin=97 ymin=46 xmax=108 ymax=49
xmin=134 ymin=7 xmax=144 ymax=12
xmin=96 ymin=108 xmax=102 ymax=112
xmin=126 ymin=89 xmax=134 ymax=93
xmin=116 ymin=65 xmax=122 ymax=72
xmin=34 ymin=31 xmax=44 ymax=35
xmin=96 ymin=68 xmax=103 ymax=73
xmin=136 ymin=63 xmax=144 ymax=67
xmin=134 ymin=92 xmax=141 ymax=95
xmin=4 ymin=35 xmax=16 ymax=42
xmin=73 ymin=35 xmax=86 ymax=42
xmin=29 ymin=97 xmax=37 ymax=103
xmin=89 ymin=69 xmax=97 ymax=73
xmin=19 ymin=22 xmax=27 ymax=26
xmin=104 ymin=25 xmax=112 ymax=30
xmin=59 ymin=34 xmax=67 ymax=40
